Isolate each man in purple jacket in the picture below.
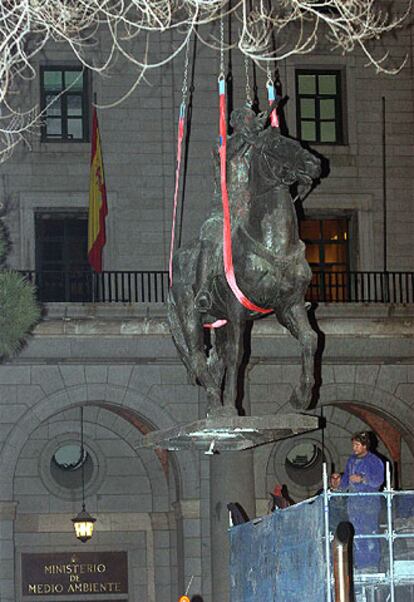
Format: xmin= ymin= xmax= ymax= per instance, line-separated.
xmin=331 ymin=431 xmax=385 ymax=571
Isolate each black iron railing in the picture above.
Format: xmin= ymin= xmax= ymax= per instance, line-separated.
xmin=307 ymin=271 xmax=414 ymax=304
xmin=19 ymin=270 xmax=169 ymax=303
xmin=17 ymin=270 xmax=414 ymax=304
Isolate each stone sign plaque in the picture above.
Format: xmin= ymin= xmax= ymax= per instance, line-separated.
xmin=21 ymin=551 xmax=128 ymax=596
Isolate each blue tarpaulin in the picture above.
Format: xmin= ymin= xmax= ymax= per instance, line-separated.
xmin=229 ymin=490 xmax=414 ymax=602
xmin=229 ymin=496 xmax=327 ymax=602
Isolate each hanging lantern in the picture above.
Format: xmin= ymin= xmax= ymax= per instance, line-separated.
xmin=71 ymin=407 xmax=96 ymax=542
xmin=72 ymin=504 xmax=96 ymax=543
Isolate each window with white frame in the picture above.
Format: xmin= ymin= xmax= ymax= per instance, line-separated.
xmin=40 ymin=67 xmax=90 ymax=142
xmin=296 ymin=70 xmax=345 ymax=144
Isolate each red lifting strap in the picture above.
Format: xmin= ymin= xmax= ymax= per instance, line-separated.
xmin=267 ymin=81 xmax=279 ymax=128
xmin=218 ymin=79 xmax=272 ymax=316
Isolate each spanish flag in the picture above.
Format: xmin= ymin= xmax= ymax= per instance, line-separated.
xmin=88 ymin=108 xmax=108 ymax=272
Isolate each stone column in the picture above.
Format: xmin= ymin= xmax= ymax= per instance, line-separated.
xmin=210 ymin=450 xmax=255 ymax=602
xmin=0 ymin=502 xmax=17 ymax=602
xmin=173 ymin=500 xmax=203 ymax=597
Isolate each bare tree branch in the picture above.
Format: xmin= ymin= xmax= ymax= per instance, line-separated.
xmin=0 ymin=0 xmax=411 ymax=161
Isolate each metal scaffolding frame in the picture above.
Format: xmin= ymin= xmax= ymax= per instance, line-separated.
xmin=229 ymin=464 xmax=414 ymax=601
xmin=322 ymin=463 xmax=414 ymax=602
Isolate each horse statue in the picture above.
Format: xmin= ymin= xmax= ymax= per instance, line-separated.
xmin=168 ymin=109 xmax=321 ymax=416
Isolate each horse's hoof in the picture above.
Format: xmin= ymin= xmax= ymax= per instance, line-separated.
xmin=195 ymin=290 xmax=212 ymax=313
xmin=207 ymin=405 xmax=237 ymax=418
xmin=288 ymin=387 xmax=310 ymax=411
xmin=206 ymin=406 xmax=220 ymax=418
xmin=206 ymin=397 xmax=222 ymax=417
xmin=187 ymin=373 xmax=198 ymax=386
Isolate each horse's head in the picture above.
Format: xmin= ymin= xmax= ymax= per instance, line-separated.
xmin=254 ymin=127 xmax=321 ymax=198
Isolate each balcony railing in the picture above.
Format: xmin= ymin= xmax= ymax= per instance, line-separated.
xmin=307 ymin=271 xmax=414 ymax=303
xmin=17 ymin=270 xmax=414 ymax=304
xmin=19 ymin=270 xmax=169 ymax=303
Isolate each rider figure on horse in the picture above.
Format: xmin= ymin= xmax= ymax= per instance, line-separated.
xmin=194 ymin=106 xmax=267 ymax=313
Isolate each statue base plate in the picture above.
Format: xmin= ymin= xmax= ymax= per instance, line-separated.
xmin=139 ymin=413 xmax=319 ymax=453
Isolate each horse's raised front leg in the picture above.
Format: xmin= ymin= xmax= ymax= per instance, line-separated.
xmin=279 ymin=303 xmax=317 ymax=410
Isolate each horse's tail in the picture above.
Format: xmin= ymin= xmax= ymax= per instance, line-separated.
xmin=170 ymin=240 xmax=199 ymax=287
xmin=167 ymin=292 xmax=188 ymax=356
xmin=166 ymin=291 xmax=198 ymax=386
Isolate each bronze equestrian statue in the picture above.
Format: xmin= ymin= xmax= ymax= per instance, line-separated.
xmin=167 ymin=108 xmax=321 ymax=417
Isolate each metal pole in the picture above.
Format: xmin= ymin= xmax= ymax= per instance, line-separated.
xmin=382 ymin=96 xmax=387 ymax=273
xmin=333 ymin=522 xmax=353 ymax=602
xmin=323 ymin=463 xmax=333 ymax=602
xmin=80 ymin=406 xmax=85 ymax=510
xmin=91 ymin=92 xmax=97 ymax=304
xmin=91 ymin=271 xmax=96 ymax=303
xmin=385 ymin=462 xmax=395 ymax=602
xmin=321 ymin=405 xmax=325 ymax=460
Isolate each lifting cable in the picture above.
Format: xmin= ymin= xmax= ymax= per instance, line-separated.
xmin=169 ymin=36 xmax=191 ymax=287
xmin=266 ymin=62 xmax=279 ymax=129
xmin=244 ymin=54 xmax=253 ymax=109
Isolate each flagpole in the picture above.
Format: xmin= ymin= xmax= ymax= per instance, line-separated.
xmin=92 ymin=93 xmax=97 ymax=304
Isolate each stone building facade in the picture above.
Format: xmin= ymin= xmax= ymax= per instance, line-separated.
xmin=0 ymin=10 xmax=413 ymax=602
